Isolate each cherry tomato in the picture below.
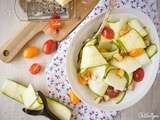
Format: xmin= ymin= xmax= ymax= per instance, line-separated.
xmin=106 ymin=86 xmax=120 ymax=98
xmin=129 ymin=48 xmax=144 ymax=57
xmin=42 ymin=40 xmax=57 ymax=54
xmin=133 ymin=68 xmax=144 ymax=82
xmin=69 ymin=90 xmax=80 ymax=105
xmin=48 ymin=19 xmax=63 ymax=30
xmin=29 ymin=63 xmax=41 ymax=75
xmin=101 ymin=27 xmax=114 ymax=39
xmin=23 ymin=47 xmax=39 ymax=58
xmin=51 ymin=15 xmax=60 ymax=19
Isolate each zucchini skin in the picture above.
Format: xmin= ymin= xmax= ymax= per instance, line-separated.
xmin=1 ymin=80 xmax=72 ymax=120
xmin=114 ymin=91 xmax=126 ymax=104
xmin=146 ymin=44 xmax=157 ymax=58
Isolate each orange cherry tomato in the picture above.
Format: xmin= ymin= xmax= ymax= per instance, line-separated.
xmin=101 ymin=27 xmax=114 ymax=39
xmin=48 ymin=19 xmax=63 ymax=30
xmin=23 ymin=47 xmax=39 ymax=58
xmin=77 ymin=74 xmax=88 ymax=85
xmin=69 ymin=90 xmax=80 ymax=105
xmin=106 ymin=86 xmax=120 ymax=98
xmin=42 ymin=40 xmax=57 ymax=54
xmin=133 ymin=68 xmax=144 ymax=82
xmin=129 ymin=48 xmax=144 ymax=57
xmin=29 ymin=63 xmax=41 ymax=75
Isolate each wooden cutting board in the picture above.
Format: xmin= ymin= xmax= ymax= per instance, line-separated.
xmin=0 ymin=0 xmax=99 ymax=63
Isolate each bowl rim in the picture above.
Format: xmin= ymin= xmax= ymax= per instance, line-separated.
xmin=66 ymin=8 xmax=160 ymax=111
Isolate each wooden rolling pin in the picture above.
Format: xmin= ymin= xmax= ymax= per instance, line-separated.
xmin=0 ymin=0 xmax=99 ymax=63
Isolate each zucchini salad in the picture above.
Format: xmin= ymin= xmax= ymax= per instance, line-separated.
xmin=77 ymin=17 xmax=158 ymax=104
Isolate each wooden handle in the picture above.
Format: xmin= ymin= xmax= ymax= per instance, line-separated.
xmin=0 ymin=22 xmax=46 ymax=63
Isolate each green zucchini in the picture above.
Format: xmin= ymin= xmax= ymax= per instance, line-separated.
xmin=91 ymin=65 xmax=108 ymax=81
xmin=111 ymin=91 xmax=126 ymax=104
xmin=1 ymin=80 xmax=72 ymax=120
xmin=125 ymin=72 xmax=133 ymax=86
xmin=88 ymin=80 xmax=108 ymax=96
xmin=116 ymin=39 xmax=128 ymax=54
xmin=135 ymin=52 xmax=151 ymax=65
xmin=107 ymin=18 xmax=117 ymax=23
xmin=108 ymin=16 xmax=128 ymax=39
xmin=128 ymin=19 xmax=148 ymax=37
xmin=119 ymin=30 xmax=146 ymax=52
xmin=22 ymin=84 xmax=41 ymax=109
xmin=80 ymin=46 xmax=107 ymax=69
xmin=101 ymin=43 xmax=119 ymax=60
xmin=98 ymin=35 xmax=113 ymax=51
xmin=111 ymin=56 xmax=142 ymax=73
xmin=101 ymin=49 xmax=119 ymax=61
xmin=87 ymin=65 xmax=109 ymax=96
xmin=144 ymin=35 xmax=151 ymax=47
xmin=146 ymin=44 xmax=157 ymax=58
xmin=104 ymin=70 xmax=128 ymax=91
xmin=85 ymin=38 xmax=98 ymax=47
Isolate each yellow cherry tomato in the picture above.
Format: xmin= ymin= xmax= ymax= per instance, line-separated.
xmin=129 ymin=48 xmax=144 ymax=57
xmin=69 ymin=90 xmax=80 ymax=105
xmin=23 ymin=47 xmax=39 ymax=58
xmin=77 ymin=74 xmax=88 ymax=85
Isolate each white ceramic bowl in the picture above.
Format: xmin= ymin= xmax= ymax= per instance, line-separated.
xmin=66 ymin=8 xmax=160 ymax=111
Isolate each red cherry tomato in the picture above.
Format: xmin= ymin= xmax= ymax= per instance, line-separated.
xmin=106 ymin=86 xmax=120 ymax=98
xmin=48 ymin=19 xmax=63 ymax=30
xmin=29 ymin=63 xmax=41 ymax=75
xmin=101 ymin=27 xmax=114 ymax=39
xmin=51 ymin=15 xmax=60 ymax=19
xmin=133 ymin=68 xmax=144 ymax=82
xmin=43 ymin=40 xmax=57 ymax=54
